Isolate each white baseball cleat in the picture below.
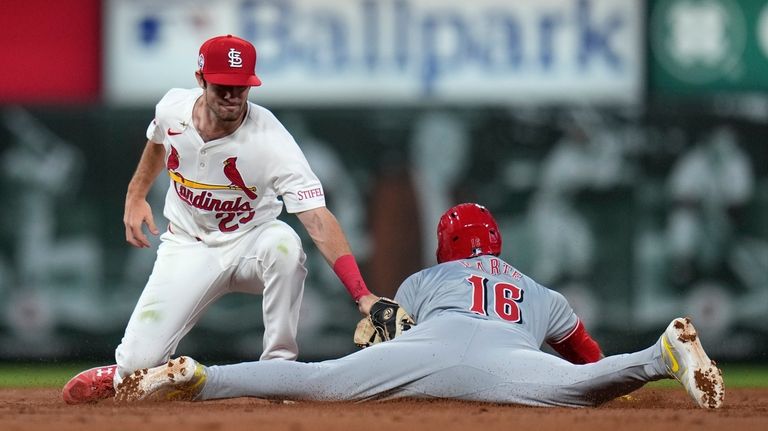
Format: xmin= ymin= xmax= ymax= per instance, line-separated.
xmin=660 ymin=317 xmax=725 ymax=409
xmin=115 ymin=356 xmax=207 ymax=402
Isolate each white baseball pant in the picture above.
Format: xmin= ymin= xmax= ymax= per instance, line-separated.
xmin=114 ymin=220 xmax=306 ymax=384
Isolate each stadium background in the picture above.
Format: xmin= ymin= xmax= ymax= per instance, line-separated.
xmin=0 ymin=0 xmax=765 ymax=366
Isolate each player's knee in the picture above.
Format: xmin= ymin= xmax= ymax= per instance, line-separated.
xmin=267 ymin=238 xmax=304 ymax=274
xmin=115 ymin=340 xmax=171 ymax=378
xmin=260 ymin=227 xmax=304 ymax=272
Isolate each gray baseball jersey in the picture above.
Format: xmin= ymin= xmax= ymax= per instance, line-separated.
xmin=394 ymin=255 xmax=579 ymax=348
xmin=197 ymin=256 xmax=668 ymax=407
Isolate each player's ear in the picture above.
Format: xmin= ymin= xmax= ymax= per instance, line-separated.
xmin=195 ymin=71 xmax=207 ymax=89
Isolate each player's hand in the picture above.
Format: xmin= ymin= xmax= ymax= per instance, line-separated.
xmin=356 ymin=293 xmax=379 ymax=315
xmin=124 ymin=198 xmax=159 ymax=248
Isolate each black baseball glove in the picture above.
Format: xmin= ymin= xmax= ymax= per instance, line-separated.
xmin=353 ymin=298 xmax=415 ymax=348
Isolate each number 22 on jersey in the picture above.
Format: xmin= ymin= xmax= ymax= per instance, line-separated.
xmin=467 ymin=274 xmax=524 ymax=323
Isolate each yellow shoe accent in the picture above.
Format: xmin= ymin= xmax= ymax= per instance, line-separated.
xmin=661 ymin=335 xmax=680 ymax=374
xmin=165 ymin=363 xmax=207 ymax=401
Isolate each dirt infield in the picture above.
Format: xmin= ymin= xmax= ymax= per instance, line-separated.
xmin=1 ymin=387 xmax=766 ymax=431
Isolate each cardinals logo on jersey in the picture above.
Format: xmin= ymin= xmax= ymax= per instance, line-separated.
xmin=165 ymin=149 xmax=258 ymax=200
xmin=164 ymin=149 xmax=257 ymax=233
xmin=223 ymin=157 xmax=258 ymax=200
xmin=167 ymin=145 xmax=180 ymax=170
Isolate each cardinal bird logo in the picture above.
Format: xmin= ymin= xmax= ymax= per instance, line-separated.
xmin=167 ymin=145 xmax=180 ymax=170
xmin=223 ymin=157 xmax=258 ymax=200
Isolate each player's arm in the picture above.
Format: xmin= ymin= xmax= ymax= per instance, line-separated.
xmin=124 ymin=140 xmax=165 ymax=248
xmin=544 ymin=289 xmax=603 ymax=364
xmin=547 ymin=319 xmax=604 ymax=364
xmin=296 ymin=206 xmax=378 ymax=314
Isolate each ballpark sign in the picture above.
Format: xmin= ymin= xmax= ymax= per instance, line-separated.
xmin=106 ymin=0 xmax=643 ymax=106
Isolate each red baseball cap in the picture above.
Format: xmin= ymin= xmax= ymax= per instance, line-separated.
xmin=198 ymin=35 xmax=262 ymax=87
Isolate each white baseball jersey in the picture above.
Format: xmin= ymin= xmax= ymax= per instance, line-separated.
xmin=146 ymin=88 xmax=326 ymax=245
xmin=115 ymin=88 xmax=320 ymax=378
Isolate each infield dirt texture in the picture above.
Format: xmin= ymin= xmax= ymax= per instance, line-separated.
xmin=1 ymin=387 xmax=766 ymax=431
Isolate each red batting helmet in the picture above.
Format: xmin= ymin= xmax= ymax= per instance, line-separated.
xmin=436 ymin=203 xmax=502 ymax=264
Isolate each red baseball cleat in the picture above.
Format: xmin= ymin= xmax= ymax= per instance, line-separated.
xmin=62 ymin=365 xmax=118 ymax=404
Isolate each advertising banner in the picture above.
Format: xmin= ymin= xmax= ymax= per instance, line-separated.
xmin=106 ymin=0 xmax=643 ymax=106
xmin=650 ymin=0 xmax=768 ymax=93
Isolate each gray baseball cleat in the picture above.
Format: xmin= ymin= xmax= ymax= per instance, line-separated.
xmin=660 ymin=317 xmax=725 ymax=409
xmin=115 ymin=356 xmax=207 ymax=402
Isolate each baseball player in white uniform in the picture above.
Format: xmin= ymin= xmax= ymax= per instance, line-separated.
xmin=115 ymin=203 xmax=725 ymax=409
xmin=62 ymin=35 xmax=384 ymax=404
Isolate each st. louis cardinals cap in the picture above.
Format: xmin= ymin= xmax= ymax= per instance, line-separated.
xmin=198 ymin=35 xmax=262 ymax=87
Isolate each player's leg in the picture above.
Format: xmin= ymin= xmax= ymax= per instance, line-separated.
xmin=331 ymin=316 xmax=667 ymax=406
xmin=115 ymin=231 xmax=230 ymax=383
xmin=455 ymin=343 xmax=666 ymax=407
xmin=539 ymin=317 xmax=724 ymax=408
xmin=229 ymin=220 xmax=306 ymax=361
xmin=457 ymin=317 xmax=723 ymax=408
xmin=116 ymin=316 xmax=474 ymax=402
xmin=64 ymin=230 xmax=229 ymax=404
xmin=62 ymin=232 xmax=224 ymax=404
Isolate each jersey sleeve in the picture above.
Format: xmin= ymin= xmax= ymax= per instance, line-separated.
xmin=146 ymin=88 xmax=195 ymax=145
xmin=146 ymin=118 xmax=166 ymax=144
xmin=264 ymin=114 xmax=326 ymax=213
xmin=276 ymin=150 xmax=326 ymax=213
xmin=146 ymin=88 xmax=184 ymax=144
xmin=543 ymin=289 xmax=579 ymax=343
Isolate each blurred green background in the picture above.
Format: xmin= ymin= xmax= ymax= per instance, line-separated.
xmin=0 ymin=0 xmax=765 ymax=368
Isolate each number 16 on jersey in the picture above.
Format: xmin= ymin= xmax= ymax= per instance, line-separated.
xmin=467 ymin=274 xmax=524 ymax=323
